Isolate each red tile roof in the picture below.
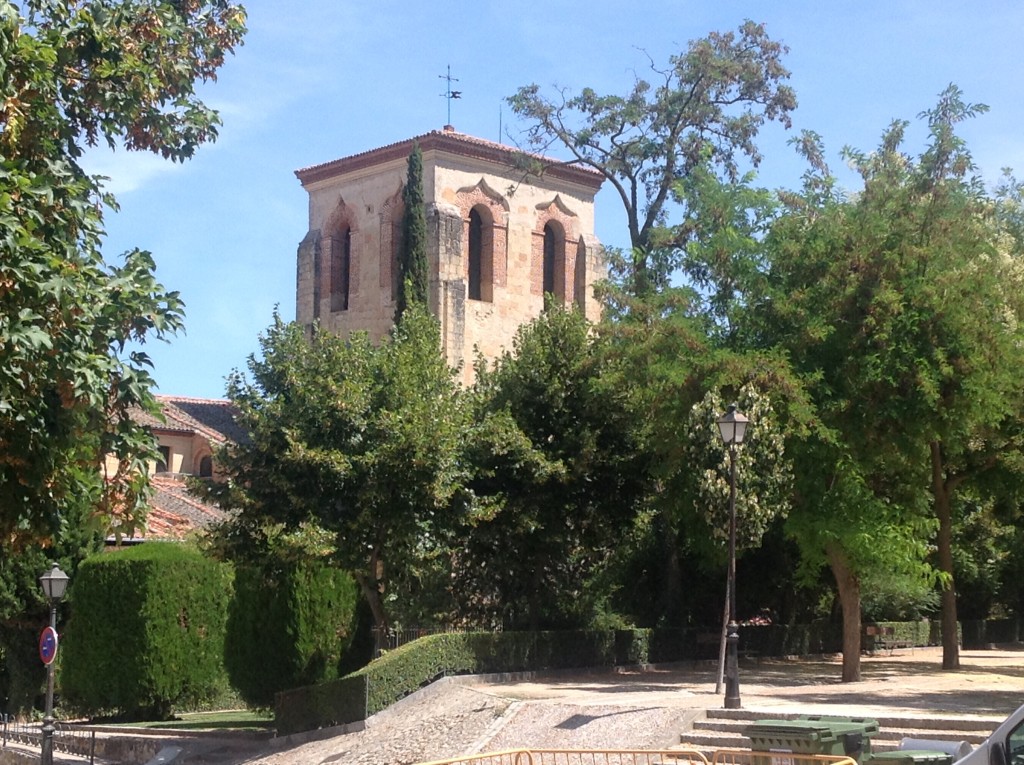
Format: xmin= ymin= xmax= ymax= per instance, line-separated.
xmin=143 ymin=395 xmax=249 ymax=445
xmin=295 ymin=126 xmax=605 ymax=191
xmin=123 ymin=395 xmax=245 ymax=541
xmin=141 ymin=474 xmax=229 ymax=540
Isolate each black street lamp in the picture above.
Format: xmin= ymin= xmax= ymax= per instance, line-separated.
xmin=716 ymin=403 xmax=748 ymax=710
xmin=39 ymin=562 xmax=69 ymax=765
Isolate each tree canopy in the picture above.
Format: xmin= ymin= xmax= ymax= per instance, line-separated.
xmin=751 ymin=86 xmax=1024 ymax=674
xmin=455 ymin=304 xmax=650 ymax=629
xmin=0 ymin=0 xmax=245 ymax=544
xmin=201 ymin=305 xmax=469 ymax=629
xmin=508 ymin=20 xmax=796 ymax=296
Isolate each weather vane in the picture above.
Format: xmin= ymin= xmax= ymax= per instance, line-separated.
xmin=439 ymin=65 xmax=461 ymax=126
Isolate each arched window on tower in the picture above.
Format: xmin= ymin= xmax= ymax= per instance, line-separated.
xmin=391 ymin=219 xmax=402 ymax=302
xmin=542 ymin=221 xmax=565 ymax=303
xmin=574 ymin=238 xmax=587 ymax=310
xmin=468 ymin=206 xmax=496 ymax=302
xmin=330 ymin=227 xmax=351 ymax=312
xmin=468 ymin=208 xmax=483 ymax=300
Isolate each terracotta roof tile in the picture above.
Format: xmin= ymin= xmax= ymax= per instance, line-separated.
xmin=295 ymin=126 xmax=604 ymax=191
xmin=136 ymin=474 xmax=229 ymax=541
xmin=152 ymin=395 xmax=249 ymax=445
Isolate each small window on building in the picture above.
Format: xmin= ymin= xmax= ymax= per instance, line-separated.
xmin=156 ymin=445 xmax=171 ymax=474
xmin=391 ymin=220 xmax=402 ymax=302
xmin=468 ymin=208 xmax=483 ymax=300
xmin=199 ymin=455 xmax=213 ymax=478
xmin=467 ymin=206 xmax=494 ymax=303
xmin=330 ymin=228 xmax=351 ymax=312
xmin=574 ymin=238 xmax=587 ymax=310
xmin=543 ymin=222 xmax=565 ymax=303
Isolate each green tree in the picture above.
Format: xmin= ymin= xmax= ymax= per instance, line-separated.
xmin=757 ymin=86 xmax=1024 ymax=672
xmin=395 ymin=142 xmax=428 ymax=321
xmin=0 ymin=518 xmax=107 ymax=715
xmin=199 ymin=305 xmax=468 ymax=630
xmin=681 ymin=385 xmax=792 ymax=686
xmin=507 ymin=21 xmax=796 ymax=296
xmin=683 ymin=386 xmax=791 ymax=555
xmin=0 ymin=0 xmax=245 ymax=544
xmin=455 ymin=304 xmax=649 ymax=629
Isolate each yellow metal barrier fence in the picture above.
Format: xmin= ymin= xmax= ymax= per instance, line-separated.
xmin=415 ymin=748 xmax=709 ymax=765
xmin=415 ymin=749 xmax=861 ymax=765
xmin=712 ymin=751 xmax=859 ymax=765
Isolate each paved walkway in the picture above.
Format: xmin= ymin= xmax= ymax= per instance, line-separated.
xmin=26 ymin=647 xmax=1012 ymax=764
xmin=231 ymin=646 xmax=1023 ymax=765
xmin=465 ymin=645 xmax=1023 ymax=718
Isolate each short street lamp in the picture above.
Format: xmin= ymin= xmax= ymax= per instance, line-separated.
xmin=716 ymin=404 xmax=748 ymax=710
xmin=39 ymin=563 xmax=69 ymax=765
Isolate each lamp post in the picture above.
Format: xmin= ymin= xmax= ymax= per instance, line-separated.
xmin=39 ymin=562 xmax=69 ymax=765
xmin=716 ymin=403 xmax=748 ymax=710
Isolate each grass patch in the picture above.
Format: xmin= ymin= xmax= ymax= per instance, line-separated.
xmin=110 ymin=709 xmax=274 ymax=731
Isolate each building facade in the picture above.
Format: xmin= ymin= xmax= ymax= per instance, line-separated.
xmin=120 ymin=395 xmax=245 ymax=539
xmin=295 ymin=126 xmax=605 ymax=382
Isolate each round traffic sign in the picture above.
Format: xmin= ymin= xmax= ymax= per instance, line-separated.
xmin=39 ymin=626 xmax=58 ymax=665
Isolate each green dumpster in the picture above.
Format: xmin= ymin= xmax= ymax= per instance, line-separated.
xmin=866 ymin=752 xmax=954 ymax=765
xmin=745 ymin=716 xmax=880 ymax=764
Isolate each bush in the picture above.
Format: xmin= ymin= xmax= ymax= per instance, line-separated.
xmin=61 ymin=543 xmax=229 ymax=719
xmin=226 ymin=561 xmax=360 ymax=707
xmin=0 ymin=624 xmax=44 ymax=717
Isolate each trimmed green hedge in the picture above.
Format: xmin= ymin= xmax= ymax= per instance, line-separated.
xmin=275 ymin=674 xmax=368 ymax=737
xmin=273 ymin=620 xmax=946 ymax=736
xmin=274 ymin=629 xmax=656 ymax=734
xmin=962 ymin=618 xmax=1021 ymax=647
xmin=61 ymin=543 xmax=229 ymax=720
xmin=226 ymin=561 xmax=360 ymax=707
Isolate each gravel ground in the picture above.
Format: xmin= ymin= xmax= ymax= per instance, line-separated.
xmin=179 ymin=647 xmax=1024 ymax=765
xmin=236 ymin=688 xmax=692 ymax=765
xmin=478 ymin=701 xmax=695 ymax=752
xmin=241 ymin=684 xmax=513 ymax=765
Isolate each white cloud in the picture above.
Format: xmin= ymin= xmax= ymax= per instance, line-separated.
xmin=80 ymin=146 xmax=189 ymax=196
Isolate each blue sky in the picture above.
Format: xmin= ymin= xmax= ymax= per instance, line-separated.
xmin=83 ymin=1 xmax=1024 ymax=400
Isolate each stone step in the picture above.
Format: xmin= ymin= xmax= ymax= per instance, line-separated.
xmin=678 ymin=710 xmax=999 ymax=760
xmin=704 ymin=710 xmax=1001 ymax=732
xmin=694 ymin=720 xmax=992 ymax=744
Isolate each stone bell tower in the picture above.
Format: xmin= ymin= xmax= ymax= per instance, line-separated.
xmin=294 ymin=126 xmax=605 ymax=382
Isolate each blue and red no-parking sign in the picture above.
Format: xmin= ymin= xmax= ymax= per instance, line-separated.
xmin=39 ymin=626 xmax=58 ymax=665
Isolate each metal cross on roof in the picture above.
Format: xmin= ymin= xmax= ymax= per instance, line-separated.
xmin=439 ymin=65 xmax=461 ymax=127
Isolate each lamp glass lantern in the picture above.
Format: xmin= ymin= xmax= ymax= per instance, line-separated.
xmin=717 ymin=404 xmax=749 ymax=446
xmin=39 ymin=563 xmax=70 ymax=602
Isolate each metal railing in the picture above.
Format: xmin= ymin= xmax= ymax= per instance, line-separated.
xmin=414 ymin=749 xmax=860 ymax=765
xmin=372 ymin=626 xmax=483 ymax=658
xmin=2 ymin=715 xmax=97 ymax=763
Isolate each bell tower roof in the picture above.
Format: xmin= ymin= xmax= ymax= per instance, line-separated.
xmin=295 ymin=126 xmax=605 ymax=192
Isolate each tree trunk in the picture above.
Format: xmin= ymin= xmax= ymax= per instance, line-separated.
xmin=827 ymin=542 xmax=861 ymax=682
xmin=931 ymin=441 xmax=961 ymax=670
xmin=656 ymin=509 xmax=682 ymax=624
xmin=527 ymin=566 xmax=543 ymax=632
xmin=357 ymin=549 xmax=389 ymax=630
xmin=356 ymin=573 xmax=388 ymax=631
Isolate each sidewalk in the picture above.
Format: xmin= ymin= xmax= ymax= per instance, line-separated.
xmin=467 ymin=646 xmax=1024 ymax=719
xmin=239 ymin=645 xmax=1024 ymax=764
